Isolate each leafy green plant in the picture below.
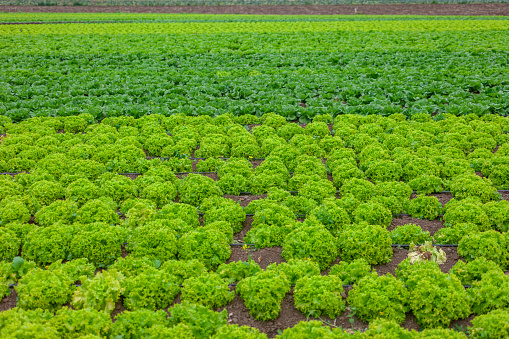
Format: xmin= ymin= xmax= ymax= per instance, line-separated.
xmin=0 ymin=227 xmax=20 ymax=262
xmin=169 ymin=301 xmax=227 ymax=339
xmin=299 ymin=178 xmax=336 ymax=205
xmin=144 ymin=133 xmax=174 ymax=157
xmin=408 ymin=174 xmax=443 ymax=195
xmin=27 ymin=180 xmax=65 ymax=206
xmin=482 ymin=200 xmax=509 ymax=232
xmin=72 ymin=269 xmax=125 ymax=314
xmin=204 ymin=199 xmax=245 ymax=233
xmin=123 ymin=201 xmax=157 ymax=229
xmin=48 ymin=258 xmax=95 ymax=283
xmin=274 ymin=320 xmax=340 ymax=339
xmin=252 ymin=202 xmax=295 ymax=228
xmin=390 ymin=223 xmax=431 ymax=245
xmin=467 ymin=269 xmax=509 ymax=315
xmin=294 ymin=275 xmax=346 ymax=318
xmin=450 ymin=174 xmax=498 ymax=203
xmin=196 ymin=158 xmax=224 ymax=172
xmin=337 ymin=224 xmax=392 ymax=265
xmin=244 ymin=222 xmax=296 ymax=249
xmin=458 ymin=230 xmax=509 ymax=269
xmin=347 ymin=273 xmax=409 ymax=324
xmin=109 ymin=256 xmax=159 ymax=278
xmin=160 ymin=259 xmax=208 ymax=285
xmin=354 ymin=202 xmax=392 ymax=228
xmin=443 ymin=200 xmax=489 ymax=229
xmin=236 ymin=270 xmax=290 ymax=321
xmin=216 ymin=259 xmax=262 ymax=284
xmin=281 ymin=195 xmax=318 ymax=216
xmin=0 ymin=199 xmax=31 ymax=226
xmin=158 ymin=202 xmax=200 ymax=228
xmin=99 ymin=175 xmax=138 ymax=204
xmin=75 ymin=198 xmax=120 ymax=225
xmin=402 ymin=261 xmax=471 ymax=328
xmin=112 ymin=309 xmax=169 ymax=339
xmin=308 ymin=200 xmax=350 ymax=236
xmin=450 ymin=257 xmax=502 ymax=285
xmin=365 ymin=160 xmax=402 ymax=183
xmin=407 ymin=241 xmax=446 ymax=265
xmin=489 ymin=164 xmax=509 ymax=189
xmin=50 ymin=308 xmax=113 ymax=339
xmin=282 ymin=224 xmax=338 ymax=270
xmin=65 ymin=178 xmax=101 ymax=207
xmin=401 ymin=158 xmax=440 ymax=182
xmin=178 ymin=228 xmax=231 ymax=270
xmin=361 ymin=318 xmax=415 ymax=338
xmin=340 ymin=178 xmax=375 ymax=203
xmin=293 ymin=156 xmax=327 ymax=179
xmin=123 ymin=269 xmax=180 ymax=311
xmin=266 ymin=259 xmax=321 ymax=285
xmin=120 ymin=198 xmax=155 ymax=214
xmin=331 ymin=163 xmax=365 ymax=189
xmin=212 ymin=324 xmax=267 ymax=339
xmin=250 ymin=172 xmax=287 ymax=195
xmin=470 ymin=309 xmax=509 ymax=339
xmin=204 ymin=221 xmax=233 ymax=243
xmin=34 ymin=200 xmax=77 ymax=227
xmin=181 ymin=272 xmax=234 ymax=309
xmin=126 ymin=222 xmax=178 ymax=261
xmin=143 ymin=323 xmax=195 ymax=339
xmin=407 ymin=195 xmax=442 ymax=220
xmin=140 ymin=182 xmax=178 ymax=208
xmin=179 ymin=174 xmax=222 ymax=206
xmin=218 ymin=173 xmax=250 ymax=195
xmin=16 ymin=268 xmax=74 ymax=311
xmin=70 ymin=222 xmax=125 ymax=267
xmin=419 ymin=328 xmax=468 ymax=339
xmin=23 ymin=223 xmax=73 ymax=266
xmin=328 ymin=258 xmax=372 ymax=285
xmin=433 ymin=223 xmax=479 ymax=244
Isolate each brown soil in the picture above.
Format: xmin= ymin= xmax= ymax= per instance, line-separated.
xmin=177 ymin=172 xmax=219 ymax=181
xmin=121 ymin=245 xmax=129 ymax=258
xmin=224 ymin=194 xmax=267 ymax=207
xmin=233 ymin=215 xmax=253 ymax=241
xmin=110 ymin=299 xmax=127 ymax=321
xmin=227 ymin=246 xmax=284 ymax=270
xmin=430 ymin=192 xmax=454 ymax=206
xmin=1 ymin=4 xmax=508 ymax=16
xmin=0 ymin=289 xmax=17 ymax=312
xmin=373 ymin=247 xmax=458 ymax=277
xmin=389 ymin=215 xmax=444 ymax=236
xmin=222 ymin=288 xmax=369 ymax=338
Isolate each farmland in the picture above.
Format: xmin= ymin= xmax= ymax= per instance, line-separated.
xmin=0 ymin=12 xmax=509 ymax=338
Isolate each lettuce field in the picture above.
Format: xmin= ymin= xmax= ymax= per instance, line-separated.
xmin=0 ymin=12 xmax=509 ymax=338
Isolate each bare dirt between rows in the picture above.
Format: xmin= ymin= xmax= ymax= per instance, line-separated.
xmin=1 ymin=4 xmax=509 ymax=16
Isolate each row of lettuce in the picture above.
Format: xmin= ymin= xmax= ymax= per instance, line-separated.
xmin=1 ymin=308 xmax=507 ymax=339
xmin=2 ymin=112 xmax=509 ymax=188
xmin=1 ymin=251 xmax=509 ymax=337
xmin=1 ymin=177 xmax=509 ymax=266
xmin=3 ymin=27 xmax=508 ymax=122
xmin=5 ymin=19 xmax=509 ymax=36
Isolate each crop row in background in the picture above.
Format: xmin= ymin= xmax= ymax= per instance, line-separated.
xmin=0 ymin=113 xmax=509 ymax=337
xmin=0 ymin=0 xmax=506 ymax=5
xmin=1 ymin=15 xmax=508 ymax=122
